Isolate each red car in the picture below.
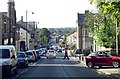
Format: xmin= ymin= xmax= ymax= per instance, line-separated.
xmin=85 ymin=51 xmax=120 ymax=68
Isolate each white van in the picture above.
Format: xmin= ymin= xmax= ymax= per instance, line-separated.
xmin=0 ymin=45 xmax=18 ymax=77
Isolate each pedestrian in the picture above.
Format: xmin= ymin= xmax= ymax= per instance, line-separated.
xmin=63 ymin=48 xmax=69 ymax=60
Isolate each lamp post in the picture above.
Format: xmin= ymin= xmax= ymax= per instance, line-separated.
xmin=26 ymin=10 xmax=34 ymax=50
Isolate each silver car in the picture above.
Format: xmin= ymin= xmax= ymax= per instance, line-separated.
xmin=46 ymin=50 xmax=56 ymax=58
xmin=25 ymin=51 xmax=36 ymax=62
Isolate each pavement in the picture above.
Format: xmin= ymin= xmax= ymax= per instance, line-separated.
xmin=71 ymin=56 xmax=120 ymax=79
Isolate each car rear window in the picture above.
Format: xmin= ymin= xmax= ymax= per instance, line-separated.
xmin=25 ymin=52 xmax=33 ymax=55
xmin=38 ymin=49 xmax=42 ymax=52
xmin=17 ymin=53 xmax=25 ymax=58
xmin=0 ymin=49 xmax=10 ymax=58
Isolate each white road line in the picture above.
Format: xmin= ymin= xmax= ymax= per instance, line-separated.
xmin=19 ymin=69 xmax=28 ymax=74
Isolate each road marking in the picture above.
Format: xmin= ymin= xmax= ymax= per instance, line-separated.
xmin=20 ymin=69 xmax=28 ymax=74
xmin=29 ymin=64 xmax=82 ymax=67
xmin=13 ymin=68 xmax=29 ymax=79
xmin=30 ymin=62 xmax=37 ymax=66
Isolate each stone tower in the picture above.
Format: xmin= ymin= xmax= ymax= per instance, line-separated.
xmin=7 ymin=0 xmax=16 ymax=45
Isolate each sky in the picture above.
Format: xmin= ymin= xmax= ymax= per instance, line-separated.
xmin=0 ymin=0 xmax=96 ymax=28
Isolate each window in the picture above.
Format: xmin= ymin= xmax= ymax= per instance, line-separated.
xmin=0 ymin=49 xmax=10 ymax=58
xmin=85 ymin=30 xmax=88 ymax=36
xmin=4 ymin=20 xmax=7 ymax=33
xmin=17 ymin=53 xmax=25 ymax=58
xmin=88 ymin=52 xmax=97 ymax=56
xmin=25 ymin=52 xmax=33 ymax=55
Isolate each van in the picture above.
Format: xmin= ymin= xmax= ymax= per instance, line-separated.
xmin=0 ymin=45 xmax=18 ymax=77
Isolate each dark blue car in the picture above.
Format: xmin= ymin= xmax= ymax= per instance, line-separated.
xmin=17 ymin=51 xmax=29 ymax=68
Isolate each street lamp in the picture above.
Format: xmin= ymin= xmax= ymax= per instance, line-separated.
xmin=26 ymin=10 xmax=34 ymax=50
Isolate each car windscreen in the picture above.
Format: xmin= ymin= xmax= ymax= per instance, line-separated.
xmin=88 ymin=52 xmax=97 ymax=56
xmin=58 ymin=49 xmax=62 ymax=51
xmin=0 ymin=49 xmax=10 ymax=58
xmin=17 ymin=53 xmax=25 ymax=58
xmin=25 ymin=52 xmax=33 ymax=55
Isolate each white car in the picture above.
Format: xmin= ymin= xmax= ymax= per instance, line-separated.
xmin=46 ymin=50 xmax=56 ymax=58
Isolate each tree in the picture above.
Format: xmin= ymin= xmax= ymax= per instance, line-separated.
xmin=68 ymin=44 xmax=75 ymax=50
xmin=86 ymin=0 xmax=120 ymax=49
xmin=37 ymin=28 xmax=51 ymax=46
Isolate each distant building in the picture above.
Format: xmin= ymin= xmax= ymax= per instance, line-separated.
xmin=17 ymin=16 xmax=38 ymax=50
xmin=67 ymin=32 xmax=77 ymax=46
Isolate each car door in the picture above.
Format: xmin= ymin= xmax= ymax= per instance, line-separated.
xmin=102 ymin=52 xmax=112 ymax=65
xmin=96 ymin=52 xmax=106 ymax=65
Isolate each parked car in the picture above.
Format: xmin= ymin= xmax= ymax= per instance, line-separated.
xmin=73 ymin=49 xmax=82 ymax=57
xmin=25 ymin=51 xmax=36 ymax=62
xmin=57 ymin=48 xmax=62 ymax=53
xmin=41 ymin=48 xmax=47 ymax=55
xmin=17 ymin=51 xmax=28 ymax=68
xmin=37 ymin=49 xmax=44 ymax=56
xmin=46 ymin=50 xmax=56 ymax=58
xmin=35 ymin=50 xmax=41 ymax=59
xmin=27 ymin=50 xmax=39 ymax=61
xmin=0 ymin=45 xmax=18 ymax=77
xmin=85 ymin=51 xmax=120 ymax=68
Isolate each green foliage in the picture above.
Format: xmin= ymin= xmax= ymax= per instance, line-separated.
xmin=68 ymin=44 xmax=75 ymax=50
xmin=97 ymin=25 xmax=116 ymax=48
xmin=87 ymin=0 xmax=120 ymax=48
xmin=37 ymin=28 xmax=51 ymax=45
xmin=62 ymin=35 xmax=67 ymax=44
xmin=48 ymin=27 xmax=76 ymax=36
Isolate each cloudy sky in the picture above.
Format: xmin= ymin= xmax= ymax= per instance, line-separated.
xmin=0 ymin=0 xmax=96 ymax=28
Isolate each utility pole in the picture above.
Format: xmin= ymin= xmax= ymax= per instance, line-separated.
xmin=26 ymin=10 xmax=28 ymax=50
xmin=26 ymin=10 xmax=34 ymax=50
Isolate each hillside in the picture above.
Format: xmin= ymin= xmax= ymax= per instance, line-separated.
xmin=48 ymin=27 xmax=77 ymax=36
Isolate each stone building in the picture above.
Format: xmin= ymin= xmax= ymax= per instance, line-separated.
xmin=17 ymin=16 xmax=38 ymax=50
xmin=0 ymin=0 xmax=17 ymax=47
xmin=0 ymin=12 xmax=10 ymax=45
xmin=77 ymin=10 xmax=91 ymax=51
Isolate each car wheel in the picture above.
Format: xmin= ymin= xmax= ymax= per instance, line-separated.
xmin=87 ymin=62 xmax=94 ymax=68
xmin=112 ymin=61 xmax=119 ymax=68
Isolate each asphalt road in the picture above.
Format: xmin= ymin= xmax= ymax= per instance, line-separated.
xmin=13 ymin=53 xmax=112 ymax=79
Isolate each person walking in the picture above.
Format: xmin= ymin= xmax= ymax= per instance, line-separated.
xmin=63 ymin=48 xmax=69 ymax=60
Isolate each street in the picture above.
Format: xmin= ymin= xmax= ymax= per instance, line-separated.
xmin=13 ymin=53 xmax=112 ymax=79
